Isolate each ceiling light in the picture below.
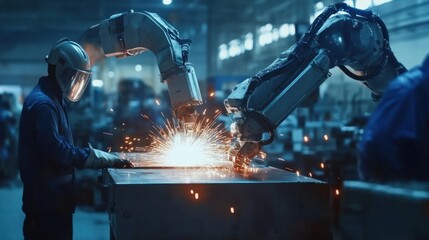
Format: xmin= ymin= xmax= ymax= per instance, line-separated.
xmin=135 ymin=64 xmax=143 ymax=72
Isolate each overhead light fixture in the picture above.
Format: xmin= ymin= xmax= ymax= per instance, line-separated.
xmin=162 ymin=0 xmax=172 ymax=5
xmin=92 ymin=79 xmax=104 ymax=88
xmin=135 ymin=64 xmax=143 ymax=72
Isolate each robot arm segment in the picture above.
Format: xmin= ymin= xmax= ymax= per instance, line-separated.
xmin=80 ymin=10 xmax=202 ymax=129
xmin=225 ymin=3 xmax=406 ymax=169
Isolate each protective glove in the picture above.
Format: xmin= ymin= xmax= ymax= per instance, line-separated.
xmin=84 ymin=144 xmax=134 ymax=169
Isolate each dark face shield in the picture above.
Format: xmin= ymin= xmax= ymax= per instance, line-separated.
xmin=60 ymin=68 xmax=92 ymax=102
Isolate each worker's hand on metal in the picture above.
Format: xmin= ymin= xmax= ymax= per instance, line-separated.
xmin=84 ymin=144 xmax=134 ymax=169
xmin=114 ymin=159 xmax=134 ymax=168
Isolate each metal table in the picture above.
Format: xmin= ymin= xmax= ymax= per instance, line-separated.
xmin=102 ymin=155 xmax=331 ymax=240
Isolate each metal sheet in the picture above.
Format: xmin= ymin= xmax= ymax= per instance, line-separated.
xmin=115 ymin=152 xmax=232 ymax=168
xmin=103 ymin=156 xmax=331 ymax=240
xmin=108 ymin=167 xmax=324 ymax=184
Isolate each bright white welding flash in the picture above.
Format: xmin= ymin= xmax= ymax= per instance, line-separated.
xmin=149 ymin=113 xmax=228 ymax=167
xmin=230 ymin=122 xmax=239 ymax=135
xmin=163 ymin=134 xmax=210 ymax=166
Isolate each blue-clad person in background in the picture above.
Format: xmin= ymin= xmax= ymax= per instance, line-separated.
xmin=359 ymin=54 xmax=429 ymax=182
xmin=18 ymin=38 xmax=132 ymax=240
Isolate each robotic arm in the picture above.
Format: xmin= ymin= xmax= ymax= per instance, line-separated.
xmin=224 ymin=3 xmax=407 ymax=170
xmin=80 ymin=10 xmax=202 ymax=131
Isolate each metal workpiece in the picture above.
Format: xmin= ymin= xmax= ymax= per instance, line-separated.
xmin=114 ymin=152 xmax=231 ymax=168
xmin=103 ymin=165 xmax=331 ymax=240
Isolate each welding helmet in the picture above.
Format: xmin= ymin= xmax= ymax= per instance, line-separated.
xmin=46 ymin=38 xmax=92 ymax=102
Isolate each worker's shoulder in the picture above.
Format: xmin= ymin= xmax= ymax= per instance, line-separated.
xmin=23 ymin=87 xmax=58 ymax=112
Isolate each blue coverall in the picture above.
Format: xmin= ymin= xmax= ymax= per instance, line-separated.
xmin=18 ymin=76 xmax=90 ymax=240
xmin=358 ymin=55 xmax=429 ymax=182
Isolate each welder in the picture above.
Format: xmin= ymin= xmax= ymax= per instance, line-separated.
xmin=18 ymin=38 xmax=132 ymax=240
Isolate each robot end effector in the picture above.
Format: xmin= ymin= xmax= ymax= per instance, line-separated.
xmin=80 ymin=10 xmax=202 ymax=130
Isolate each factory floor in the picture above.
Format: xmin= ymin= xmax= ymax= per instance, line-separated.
xmin=0 ymin=178 xmax=109 ymax=240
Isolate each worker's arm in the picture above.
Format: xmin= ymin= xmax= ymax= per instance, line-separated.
xmin=34 ymin=103 xmax=89 ymax=169
xmin=33 ymin=103 xmax=132 ymax=169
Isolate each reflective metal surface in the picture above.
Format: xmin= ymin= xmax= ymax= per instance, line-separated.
xmin=104 ymin=153 xmax=331 ymax=240
xmin=108 ymin=167 xmax=324 ymax=184
xmin=115 ymin=152 xmax=231 ymax=168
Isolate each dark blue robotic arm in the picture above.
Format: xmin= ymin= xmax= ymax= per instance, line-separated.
xmin=224 ymin=3 xmax=406 ymax=170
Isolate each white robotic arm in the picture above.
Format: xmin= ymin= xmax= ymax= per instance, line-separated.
xmin=224 ymin=3 xmax=407 ymax=170
xmin=80 ymin=10 xmax=202 ymax=130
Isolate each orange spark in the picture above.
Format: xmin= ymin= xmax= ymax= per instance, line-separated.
xmin=190 ymin=190 xmax=194 ymax=194
xmin=323 ymin=134 xmax=329 ymax=141
xmin=321 ymin=163 xmax=325 ymax=169
xmin=309 ymin=172 xmax=313 ymax=177
xmin=195 ymin=193 xmax=199 ymax=200
xmin=209 ymin=92 xmax=215 ymax=97
xmin=230 ymin=207 xmax=235 ymax=214
xmin=335 ymin=189 xmax=340 ymax=196
xmin=296 ymin=171 xmax=300 ymax=176
xmin=303 ymin=136 xmax=309 ymax=143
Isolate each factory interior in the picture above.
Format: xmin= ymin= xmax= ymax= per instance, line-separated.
xmin=1 ymin=0 xmax=429 ymax=239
